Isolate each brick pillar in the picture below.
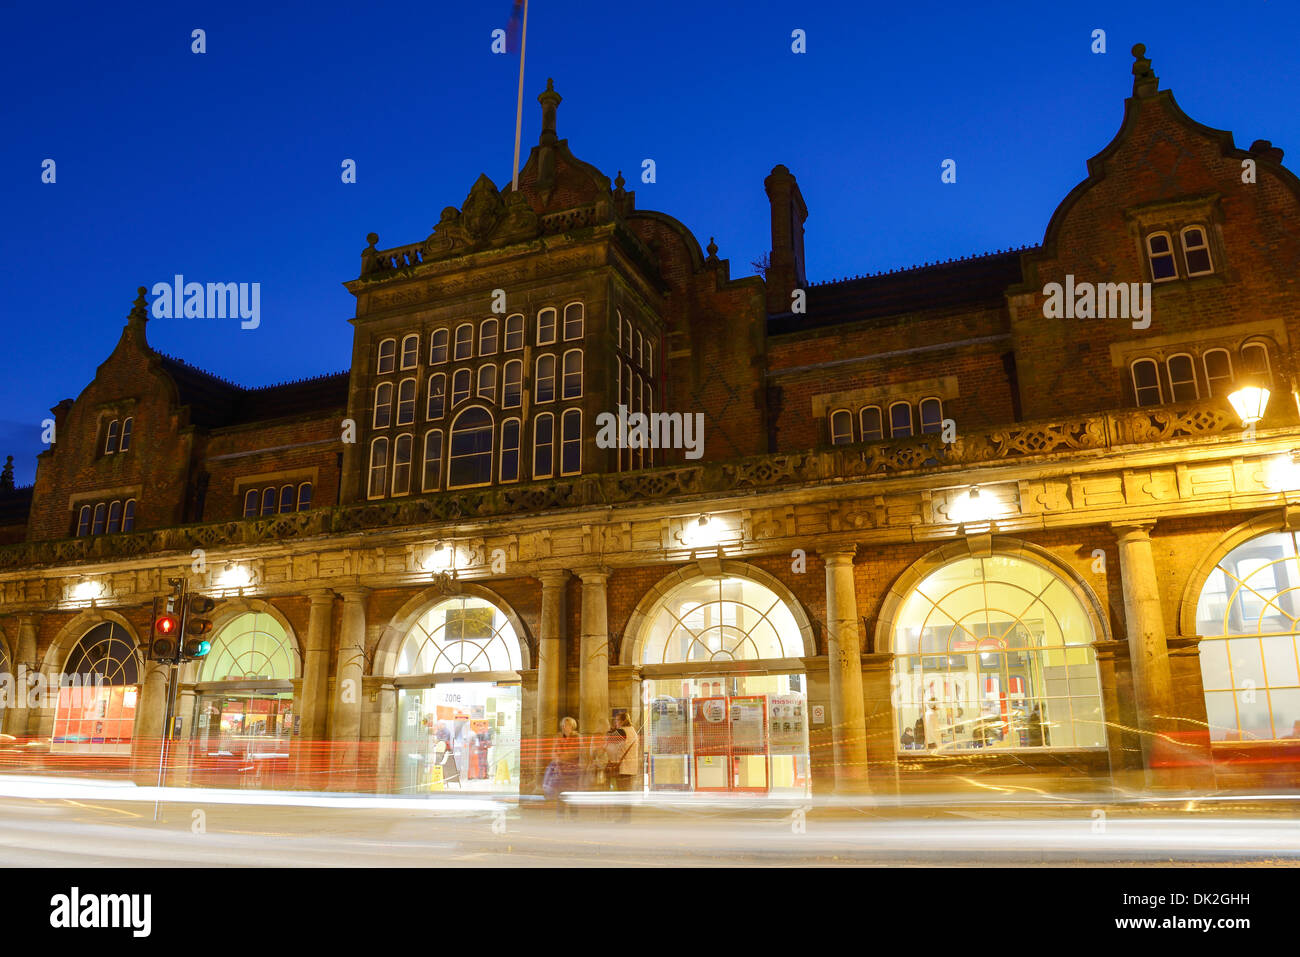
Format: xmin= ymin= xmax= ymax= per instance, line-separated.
xmin=822 ymin=548 xmax=870 ymax=793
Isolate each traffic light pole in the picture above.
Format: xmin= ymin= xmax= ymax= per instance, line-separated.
xmin=152 ymin=578 xmax=188 ymax=822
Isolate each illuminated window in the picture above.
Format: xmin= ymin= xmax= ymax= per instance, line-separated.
xmin=447 ymin=407 xmax=493 ymax=488
xmin=454 ymin=323 xmax=474 ymax=361
xmin=422 ymin=430 xmax=443 ymax=491
xmin=430 ymin=328 xmax=449 ymax=365
xmin=368 ymin=437 xmax=388 ymax=498
xmin=53 ymin=622 xmax=140 ymax=755
xmin=829 ymin=409 xmax=853 ymax=445
xmin=1146 ymin=232 xmax=1178 ymax=282
xmin=504 ymin=314 xmax=524 ymax=351
xmin=537 ymin=307 xmax=557 ymax=345
xmin=892 ymin=554 xmax=1104 ymax=752
xmin=1196 ymin=530 xmax=1300 ymax=742
xmin=377 ymin=338 xmax=396 ymax=374
xmin=640 ymin=575 xmax=802 ymax=665
xmin=397 ymin=596 xmax=522 ymax=676
xmin=200 ymin=613 xmax=298 ymax=682
xmin=1181 ymin=225 xmax=1213 ymax=276
xmin=400 ymin=334 xmax=419 ymax=370
xmin=1203 ymin=349 xmax=1234 ymax=397
xmin=1131 ymin=358 xmax=1162 ymax=406
xmin=563 ymin=302 xmax=584 ymax=340
xmin=373 ymin=382 xmax=393 ymax=428
xmin=480 ymin=318 xmax=499 ymax=356
xmin=533 ymin=413 xmax=554 ymax=479
xmin=1166 ymin=353 xmax=1198 ymax=402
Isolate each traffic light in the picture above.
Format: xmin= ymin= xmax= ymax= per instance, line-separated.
xmin=149 ymin=597 xmax=180 ymax=661
xmin=181 ymin=594 xmax=218 ymax=659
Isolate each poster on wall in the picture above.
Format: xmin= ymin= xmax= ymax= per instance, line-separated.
xmin=649 ymin=697 xmax=688 ymax=754
xmin=768 ymin=693 xmax=807 ymax=755
xmin=729 ymin=696 xmax=767 ymax=752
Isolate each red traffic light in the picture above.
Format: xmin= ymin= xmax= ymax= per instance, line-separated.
xmin=155 ymin=614 xmax=178 ymax=635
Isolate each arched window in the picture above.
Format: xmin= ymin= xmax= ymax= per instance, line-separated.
xmin=1241 ymin=341 xmax=1273 ymax=385
xmin=892 ymin=554 xmax=1104 ymax=751
xmin=451 ymin=368 xmax=471 ymax=406
xmin=477 ymin=364 xmax=497 ymax=403
xmin=563 ymin=302 xmax=584 ymax=340
xmin=561 ymin=408 xmax=582 ymax=475
xmin=76 ymin=505 xmax=92 ymax=536
xmin=500 ymin=418 xmax=521 ymax=482
xmin=296 ymin=483 xmax=312 ymax=510
xmin=535 ymin=354 xmax=556 ymax=403
xmin=422 ymin=430 xmax=443 ymax=492
xmin=640 ymin=575 xmax=803 ymax=665
xmin=919 ymin=398 xmax=944 ymax=434
xmin=448 ymin=407 xmax=493 ymax=488
xmin=502 ymin=359 xmax=522 ymax=408
xmin=368 ymin=437 xmax=389 ymax=499
xmin=120 ymin=417 xmax=133 ymax=452
xmin=1146 ymin=231 xmax=1178 ymax=282
xmin=537 ymin=307 xmax=557 ymax=345
xmin=242 ymin=490 xmax=258 ymax=517
xmin=562 ymin=349 xmax=583 ymax=399
xmin=92 ymin=503 xmax=107 ymax=535
xmin=646 ymin=340 xmax=654 ymax=377
xmin=1196 ymin=530 xmax=1300 ymax=742
xmin=199 ymin=612 xmax=297 ymax=682
xmin=260 ymin=487 xmax=276 ymax=516
xmin=400 ymin=334 xmax=419 ymax=370
xmin=54 ymin=622 xmax=140 ymax=755
xmin=1181 ymin=225 xmax=1213 ymax=276
xmin=504 ymin=313 xmax=524 ymax=351
xmin=426 ymin=373 xmax=446 ymax=420
xmin=396 ymin=377 xmax=416 ymax=425
xmin=376 ymin=338 xmax=396 ymax=374
xmin=616 ymin=311 xmax=624 ymax=351
xmin=1166 ymin=354 xmax=1198 ymax=402
xmin=829 ymin=409 xmax=853 ymax=445
xmin=1131 ymin=358 xmax=1163 ymax=406
xmin=889 ymin=401 xmax=913 ymax=438
xmin=373 ymin=382 xmax=393 ymax=428
xmin=1204 ymin=349 xmax=1234 ymax=397
xmin=104 ymin=419 xmax=120 ymax=455
xmin=480 ymin=318 xmax=499 ymax=356
xmin=278 ymin=485 xmax=294 ymax=513
xmin=623 ymin=317 xmax=633 ymax=357
xmin=635 ymin=330 xmax=644 ymax=368
xmin=430 ymin=328 xmax=449 ymax=365
xmin=534 ymin=413 xmax=554 ymax=479
xmin=106 ymin=500 xmax=123 ymax=534
xmin=397 ymin=596 xmax=522 ymax=676
xmin=122 ymin=499 xmax=135 ymax=531
xmin=454 ymin=323 xmax=474 ymax=361
xmin=391 ymin=434 xmax=413 ymax=494
xmin=859 ymin=406 xmax=884 ymax=442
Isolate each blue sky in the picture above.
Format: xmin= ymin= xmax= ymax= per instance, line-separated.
xmin=2 ymin=0 xmax=1297 ymax=485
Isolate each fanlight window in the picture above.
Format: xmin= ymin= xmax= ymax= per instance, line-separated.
xmin=1196 ymin=530 xmax=1300 ymax=742
xmin=398 ymin=597 xmax=522 ymax=676
xmin=199 ymin=613 xmax=298 ymax=682
xmin=892 ymin=555 xmax=1104 ymax=751
xmin=63 ymin=622 xmax=140 ymax=686
xmin=641 ymin=576 xmax=802 ymax=665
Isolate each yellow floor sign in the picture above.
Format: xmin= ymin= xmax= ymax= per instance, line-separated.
xmin=429 ymin=765 xmax=444 ymax=791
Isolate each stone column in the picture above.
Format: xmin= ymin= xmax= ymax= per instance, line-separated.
xmin=298 ymin=590 xmax=335 ymax=745
xmin=375 ymin=682 xmax=397 ymax=793
xmin=1113 ymin=523 xmax=1180 ymax=785
xmin=822 ymin=548 xmax=870 ymax=792
xmin=537 ymin=571 xmax=569 ymax=737
xmin=331 ymin=586 xmax=368 ymax=781
xmin=5 ymin=614 xmax=39 ymax=737
xmin=131 ymin=658 xmax=172 ymax=782
xmin=578 ymin=568 xmax=610 ymax=748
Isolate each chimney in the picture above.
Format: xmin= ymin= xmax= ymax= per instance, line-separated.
xmin=764 ymin=165 xmax=808 ymax=315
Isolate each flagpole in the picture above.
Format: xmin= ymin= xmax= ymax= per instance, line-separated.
xmin=511 ymin=0 xmax=529 ymax=192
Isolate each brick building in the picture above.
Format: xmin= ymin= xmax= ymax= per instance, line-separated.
xmin=1 ymin=45 xmax=1299 ymax=795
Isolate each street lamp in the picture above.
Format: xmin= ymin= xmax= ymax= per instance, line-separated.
xmin=1228 ymin=378 xmax=1271 ymax=427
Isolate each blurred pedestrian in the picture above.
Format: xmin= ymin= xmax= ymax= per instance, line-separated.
xmin=544 ymin=716 xmax=581 ymax=818
xmin=609 ymin=711 xmax=639 ymax=822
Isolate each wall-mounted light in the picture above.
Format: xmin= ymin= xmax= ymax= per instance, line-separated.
xmin=948 ymin=486 xmax=999 ymax=526
xmin=1264 ymin=452 xmax=1300 ymax=492
xmin=678 ymin=514 xmax=727 ymax=550
xmin=71 ymin=579 xmax=103 ymax=603
xmin=216 ymin=564 xmax=253 ymax=590
xmin=424 ymin=542 xmax=456 ymax=573
xmin=1228 ymin=379 xmax=1270 ymax=427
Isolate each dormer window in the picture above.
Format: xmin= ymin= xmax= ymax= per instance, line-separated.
xmin=120 ymin=417 xmax=133 ymax=451
xmin=104 ymin=419 xmax=120 ymax=455
xmin=1181 ymin=226 xmax=1213 ymax=276
xmin=1146 ymin=232 xmax=1178 ymax=282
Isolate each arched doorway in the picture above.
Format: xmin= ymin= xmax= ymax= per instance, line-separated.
xmin=391 ymin=594 xmax=526 ymax=794
xmin=52 ymin=622 xmax=141 ymax=755
xmin=890 ymin=552 xmax=1106 ymax=753
xmin=1194 ymin=529 xmax=1300 ymax=742
xmin=190 ymin=610 xmax=300 ymax=785
xmin=629 ymin=568 xmax=814 ymax=795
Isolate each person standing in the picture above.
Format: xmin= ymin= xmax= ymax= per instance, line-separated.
xmin=547 ymin=716 xmax=582 ymax=818
xmin=609 ymin=712 xmax=639 ymax=821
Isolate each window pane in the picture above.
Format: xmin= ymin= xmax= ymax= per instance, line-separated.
xmin=397 ymin=378 xmax=416 ymax=424
xmin=105 ymin=419 xmax=120 ymax=454
xmin=122 ymin=499 xmax=135 ymax=532
xmin=422 ymin=431 xmax=443 ymax=491
xmin=534 ymin=414 xmax=554 ymax=478
xmin=501 ymin=419 xmax=520 ymax=482
xmin=503 ymin=360 xmax=522 ymax=408
xmin=278 ymin=484 xmax=295 ymax=513
xmin=377 ymin=339 xmax=396 ymax=374
xmin=860 ymin=407 xmax=883 ymax=441
xmin=400 ymin=334 xmax=418 ymax=369
xmin=430 ymin=329 xmax=449 ymax=364
xmin=242 ymin=491 xmax=258 ymax=518
xmin=448 ymin=410 xmax=493 ymax=488
xmin=477 ymin=364 xmax=497 ymax=403
xmin=830 ymin=410 xmax=852 ymax=445
xmin=92 ymin=503 xmax=107 ymax=535
xmin=369 ymin=439 xmax=388 ymax=498
xmin=561 ymin=409 xmax=582 ymax=475
xmin=562 ymin=350 xmax=583 ymax=399
xmin=1182 ymin=227 xmax=1213 ymax=275
xmin=120 ymin=417 xmax=133 ymax=451
xmin=1167 ymin=355 xmax=1198 ymax=402
xmin=1148 ymin=233 xmax=1177 ymax=280
xmin=889 ymin=402 xmax=913 ymax=438
xmin=392 ymin=434 xmax=413 ymax=494
xmin=535 ymin=355 xmax=555 ymax=403
xmin=563 ymin=302 xmax=584 ymax=340
xmin=1241 ymin=343 xmax=1272 ymax=383
xmin=1204 ymin=350 xmax=1233 ymax=397
xmin=919 ymin=398 xmax=943 ymax=434
xmin=452 ymin=369 xmax=471 ymax=406
xmin=1132 ymin=359 xmax=1162 ymax=406
xmin=427 ymin=374 xmax=446 ymax=419
xmin=297 ymin=483 xmax=312 ymax=511
xmin=537 ymin=308 xmax=556 ymax=345
xmin=504 ymin=314 xmax=524 ymax=351
xmin=480 ymin=319 xmax=499 ymax=356
xmin=373 ymin=383 xmax=392 ymax=428
xmin=107 ymin=500 xmax=122 ymax=534
xmin=454 ymin=324 xmax=473 ymax=360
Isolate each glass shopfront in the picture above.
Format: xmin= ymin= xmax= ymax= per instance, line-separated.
xmin=396 ymin=682 xmax=521 ymax=793
xmin=642 ymin=674 xmax=810 ymax=795
xmin=52 ymin=623 xmax=140 ymax=755
xmin=192 ymin=690 xmax=295 ymax=784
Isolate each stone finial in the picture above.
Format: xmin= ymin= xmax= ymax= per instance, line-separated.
xmin=706 ymin=237 xmax=719 ymax=261
xmin=0 ymin=456 xmax=12 ymax=493
xmin=1131 ymin=43 xmax=1158 ymax=97
xmin=128 ymin=285 xmax=149 ymax=327
xmin=614 ymin=170 xmax=625 ymax=192
xmin=539 ymin=78 xmax=562 ymax=145
xmin=1250 ymin=139 xmax=1286 ymax=164
xmin=361 ymin=232 xmax=383 ymax=276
